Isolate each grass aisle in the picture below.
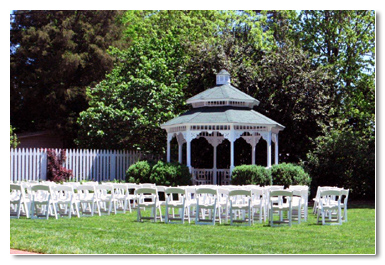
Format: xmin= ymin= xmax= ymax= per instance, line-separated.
xmin=10 ymin=203 xmax=375 ymax=254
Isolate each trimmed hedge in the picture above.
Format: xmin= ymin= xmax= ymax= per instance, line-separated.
xmin=231 ymin=165 xmax=272 ymax=186
xmin=125 ymin=160 xmax=152 ymax=183
xmin=270 ymin=163 xmax=311 ymax=188
xmin=231 ymin=163 xmax=311 ymax=187
xmin=126 ymin=160 xmax=192 ymax=186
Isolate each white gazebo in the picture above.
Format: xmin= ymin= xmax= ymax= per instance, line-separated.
xmin=160 ymin=70 xmax=284 ymax=185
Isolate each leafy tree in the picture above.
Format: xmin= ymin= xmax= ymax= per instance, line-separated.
xmin=298 ymin=11 xmax=375 ymax=118
xmin=76 ymin=34 xmax=189 ymax=153
xmin=10 ymin=125 xmax=19 ymax=148
xmin=254 ymin=42 xmax=334 ymax=162
xmin=305 ymin=120 xmax=375 ymax=200
xmin=299 ymin=11 xmax=375 ymax=198
xmin=10 ymin=10 xmax=126 ymax=146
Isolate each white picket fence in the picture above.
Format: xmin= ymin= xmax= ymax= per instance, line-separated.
xmin=10 ymin=148 xmax=158 ymax=182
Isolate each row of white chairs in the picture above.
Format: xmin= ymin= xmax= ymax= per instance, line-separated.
xmin=312 ymin=186 xmax=350 ymax=225
xmin=10 ymin=182 xmax=143 ymax=219
xmin=134 ymin=184 xmax=310 ymax=226
xmin=10 ymin=181 xmax=310 ymax=227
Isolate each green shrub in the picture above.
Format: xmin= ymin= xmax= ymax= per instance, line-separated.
xmin=125 ymin=160 xmax=152 ymax=183
xmin=231 ymin=165 xmax=272 ymax=186
xmin=150 ymin=161 xmax=192 ymax=186
xmin=270 ymin=163 xmax=311 ymax=188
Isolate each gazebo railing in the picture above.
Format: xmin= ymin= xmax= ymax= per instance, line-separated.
xmin=191 ymin=168 xmax=231 ymax=185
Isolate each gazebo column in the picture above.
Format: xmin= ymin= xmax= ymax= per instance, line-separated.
xmin=178 ymin=144 xmax=183 ymax=163
xmin=267 ymin=131 xmax=272 ymax=168
xmin=229 ymin=130 xmax=237 ymax=174
xmin=186 ymin=137 xmax=191 ymax=171
xmin=166 ymin=133 xmax=173 ymax=163
xmin=273 ymin=133 xmax=279 ymax=165
xmin=230 ymin=139 xmax=235 ymax=172
xmin=213 ymin=144 xmax=217 ymax=184
xmin=176 ymin=133 xmax=186 ymax=164
xmin=252 ymin=144 xmax=256 ymax=165
xmin=242 ymin=134 xmax=261 ymax=166
xmin=206 ymin=132 xmax=224 ymax=185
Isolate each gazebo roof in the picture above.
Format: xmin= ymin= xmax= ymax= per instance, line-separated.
xmin=161 ymin=106 xmax=284 ymax=129
xmin=186 ymin=83 xmax=260 ymax=107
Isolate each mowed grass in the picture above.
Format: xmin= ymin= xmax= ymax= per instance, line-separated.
xmin=10 ymin=203 xmax=375 ymax=254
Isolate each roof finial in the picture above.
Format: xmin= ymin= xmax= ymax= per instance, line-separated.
xmin=216 ymin=69 xmax=230 ymax=85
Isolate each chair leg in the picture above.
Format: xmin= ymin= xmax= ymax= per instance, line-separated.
xmin=16 ymin=201 xmax=21 ymax=219
xmin=137 ymin=206 xmax=141 ymax=222
xmin=288 ymin=209 xmax=292 ymax=227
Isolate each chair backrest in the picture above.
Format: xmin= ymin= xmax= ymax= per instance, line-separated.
xmin=76 ymin=185 xmax=95 ymax=191
xmin=112 ymin=183 xmax=127 ymax=189
xmin=165 ymin=187 xmax=185 ymax=195
xmin=229 ymin=189 xmax=251 ymax=197
xmin=183 ymin=186 xmax=196 ymax=202
xmin=196 ymin=188 xmax=217 ymax=196
xmin=320 ymin=189 xmax=341 ymax=197
xmin=341 ymin=189 xmax=349 ymax=204
xmin=228 ymin=189 xmax=251 ymax=205
xmin=165 ymin=187 xmax=185 ymax=203
xmin=53 ymin=185 xmax=74 ymax=201
xmin=135 ymin=188 xmax=157 ymax=195
xmin=31 ymin=184 xmax=51 ymax=192
xmin=139 ymin=183 xmax=156 ymax=188
xmin=31 ymin=185 xmax=52 ymax=201
xmin=270 ymin=190 xmax=293 ymax=199
xmin=76 ymin=185 xmax=96 ymax=199
xmin=319 ymin=189 xmax=342 ymax=207
xmin=10 ymin=184 xmax=22 ymax=192
xmin=10 ymin=184 xmax=25 ymax=201
xmin=293 ymin=189 xmax=308 ymax=197
xmin=196 ymin=188 xmax=217 ymax=205
xmin=95 ymin=184 xmax=113 ymax=198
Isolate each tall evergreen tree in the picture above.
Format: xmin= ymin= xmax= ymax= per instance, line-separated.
xmin=10 ymin=10 xmax=126 ymax=146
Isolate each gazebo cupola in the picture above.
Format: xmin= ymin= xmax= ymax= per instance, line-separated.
xmin=161 ymin=70 xmax=284 ymax=185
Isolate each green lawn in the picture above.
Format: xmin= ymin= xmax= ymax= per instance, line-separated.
xmin=10 ymin=203 xmax=375 ymax=254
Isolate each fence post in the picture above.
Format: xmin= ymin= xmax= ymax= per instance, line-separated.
xmin=41 ymin=149 xmax=47 ymax=180
xmin=110 ymin=150 xmax=116 ymax=181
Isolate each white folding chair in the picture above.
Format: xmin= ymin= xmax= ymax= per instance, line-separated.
xmin=268 ymin=190 xmax=293 ymax=227
xmin=291 ymin=189 xmax=308 ymax=224
xmin=164 ymin=187 xmax=186 ymax=224
xmin=10 ymin=184 xmax=26 ymax=219
xmin=30 ymin=184 xmax=58 ymax=219
xmin=135 ymin=188 xmax=162 ymax=222
xmin=217 ymin=188 xmax=230 ymax=223
xmin=312 ymin=186 xmax=337 ymax=214
xmin=95 ymin=184 xmax=116 ymax=215
xmin=19 ymin=182 xmax=32 ymax=218
xmin=112 ymin=183 xmax=131 ymax=214
xmin=195 ymin=188 xmax=220 ymax=225
xmin=127 ymin=183 xmax=139 ymax=210
xmin=250 ymin=187 xmax=265 ymax=223
xmin=340 ymin=189 xmax=350 ymax=222
xmin=182 ymin=186 xmax=197 ymax=223
xmin=316 ymin=189 xmax=342 ymax=225
xmin=53 ymin=185 xmax=79 ymax=218
xmin=228 ymin=189 xmax=253 ymax=226
xmin=76 ymin=185 xmax=100 ymax=217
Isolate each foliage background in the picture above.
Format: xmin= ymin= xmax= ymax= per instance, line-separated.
xmin=10 ymin=10 xmax=375 ymax=200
